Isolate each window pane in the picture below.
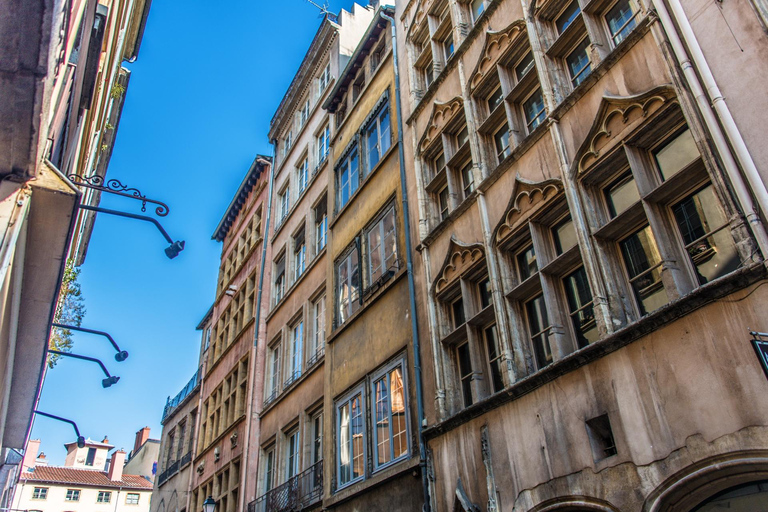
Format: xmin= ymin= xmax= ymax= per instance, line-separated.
xmin=472 ymin=0 xmax=485 ymax=21
xmin=672 ymin=185 xmax=740 ymax=284
xmin=451 ymin=297 xmax=465 ymax=328
xmin=566 ymin=38 xmax=591 ymax=87
xmin=382 ymin=209 xmax=397 ymax=271
xmin=439 ymin=187 xmax=450 ymax=220
xmin=526 ymin=295 xmax=552 ymax=368
xmin=457 ymin=343 xmax=473 ymax=406
xmin=553 ymin=217 xmax=578 ymax=255
xmin=654 ymin=128 xmax=699 ymax=181
xmin=556 ymin=1 xmax=581 ymax=34
xmin=485 ymin=325 xmax=504 ymax=393
xmin=517 ymin=245 xmax=538 ymax=281
xmin=374 ymin=376 xmax=391 ymax=465
xmin=606 ymin=0 xmax=637 ymax=45
xmin=515 ymin=52 xmax=534 ymax=82
xmin=563 ymin=267 xmax=599 ymax=347
xmin=368 ymin=225 xmax=383 ymax=282
xmin=338 ymin=402 xmax=351 ymax=484
xmin=620 ymin=225 xmax=668 ymax=315
xmin=478 ymin=277 xmax=492 ymax=309
xmin=606 ymin=173 xmax=640 ymax=217
xmin=488 ymin=87 xmax=504 ymax=113
xmin=380 ymin=108 xmax=391 ymax=155
xmin=461 ymin=162 xmax=475 ymax=198
xmin=524 ymin=89 xmax=546 ymax=131
xmin=494 ymin=124 xmax=511 ymax=160
xmin=390 ymin=368 xmax=407 ymax=460
xmin=351 ymin=395 xmax=364 ymax=480
xmin=367 ymin=123 xmax=380 ymax=172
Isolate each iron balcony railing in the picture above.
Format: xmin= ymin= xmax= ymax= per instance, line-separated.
xmin=248 ymin=460 xmax=323 ymax=512
xmin=157 ymin=459 xmax=180 ymax=487
xmin=180 ymin=450 xmax=193 ymax=467
xmin=162 ymin=367 xmax=201 ymax=422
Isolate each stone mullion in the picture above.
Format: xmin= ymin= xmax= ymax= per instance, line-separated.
xmin=521 ymin=0 xmax=562 ymax=111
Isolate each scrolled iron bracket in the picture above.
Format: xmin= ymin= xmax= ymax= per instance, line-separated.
xmin=68 ymin=174 xmax=170 ymax=216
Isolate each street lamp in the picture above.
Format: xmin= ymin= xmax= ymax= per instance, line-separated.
xmin=51 ymin=323 xmax=129 ymax=362
xmin=33 ymin=410 xmax=86 ymax=448
xmin=48 ymin=350 xmax=121 ymax=388
xmin=202 ymin=496 xmax=216 ymax=512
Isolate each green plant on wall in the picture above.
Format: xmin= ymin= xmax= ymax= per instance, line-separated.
xmin=48 ymin=260 xmax=86 ymax=368
xmin=109 ymin=83 xmax=126 ymax=100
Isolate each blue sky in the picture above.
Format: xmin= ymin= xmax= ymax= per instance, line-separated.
xmin=32 ymin=0 xmax=360 ymax=466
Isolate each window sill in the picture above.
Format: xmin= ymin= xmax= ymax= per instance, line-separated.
xmin=423 ymin=261 xmax=767 ymax=439
xmin=327 ymin=266 xmax=407 ymax=345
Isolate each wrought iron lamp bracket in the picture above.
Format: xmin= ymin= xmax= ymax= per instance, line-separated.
xmin=68 ymin=174 xmax=170 ymax=216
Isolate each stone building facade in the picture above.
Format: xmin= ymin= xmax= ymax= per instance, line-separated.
xmin=394 ymin=0 xmax=768 ymax=510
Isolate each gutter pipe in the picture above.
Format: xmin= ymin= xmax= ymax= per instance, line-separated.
xmin=380 ymin=8 xmax=431 ymax=512
xmin=651 ymin=0 xmax=768 ymax=255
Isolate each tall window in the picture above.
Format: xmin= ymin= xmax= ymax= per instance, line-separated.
xmin=288 ymin=320 xmax=303 ymax=385
xmin=266 ymin=343 xmax=281 ymax=402
xmin=365 ymin=102 xmax=391 ymax=174
xmin=85 ymin=447 xmax=96 ymax=466
xmin=317 ymin=123 xmax=330 ymax=163
xmin=273 ymin=256 xmax=285 ymax=304
xmin=337 ymin=146 xmax=359 ymax=210
xmin=309 ymin=294 xmax=326 ymax=364
xmin=286 ymin=429 xmax=300 ymax=478
xmin=366 ymin=206 xmax=397 ymax=284
xmin=293 ymin=229 xmax=306 ymax=279
xmin=176 ymin=420 xmax=187 ymax=461
xmin=319 ymin=61 xmax=331 ymax=92
xmin=336 ymin=246 xmax=360 ymax=324
xmin=523 ymin=89 xmax=546 ymax=132
xmin=606 ymin=0 xmax=638 ymax=45
xmin=372 ymin=361 xmax=408 ymax=469
xmin=297 ymin=157 xmax=309 ymax=194
xmin=311 ymin=411 xmax=323 ymax=465
xmin=484 ymin=325 xmax=504 ymax=393
xmin=263 ymin=447 xmax=275 ymax=492
xmin=336 ymin=388 xmax=365 ymax=487
xmin=278 ymin=185 xmax=290 ymax=222
xmin=315 ymin=198 xmax=328 ymax=253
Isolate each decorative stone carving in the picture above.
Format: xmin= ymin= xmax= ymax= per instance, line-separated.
xmin=418 ymin=97 xmax=465 ymax=154
xmin=494 ymin=176 xmax=562 ymax=245
xmin=433 ymin=239 xmax=485 ymax=295
xmin=468 ymin=20 xmax=527 ymax=93
xmin=230 ymin=432 xmax=238 ymax=448
xmin=196 ymin=461 xmax=205 ymax=475
xmin=573 ymin=85 xmax=678 ymax=177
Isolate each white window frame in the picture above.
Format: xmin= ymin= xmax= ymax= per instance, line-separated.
xmin=309 ymin=294 xmax=326 ymax=363
xmin=286 ymin=428 xmax=300 ymax=479
xmin=317 ymin=123 xmax=331 ymax=164
xmin=289 ymin=320 xmax=304 ymax=385
xmin=319 ymin=61 xmax=331 ymax=92
xmin=278 ymin=185 xmax=291 ymax=222
xmin=365 ymin=205 xmax=398 ymax=285
xmin=297 ymin=157 xmax=309 ymax=194
xmin=364 ymin=101 xmax=392 ymax=175
xmin=32 ymin=487 xmax=48 ymax=500
xmin=335 ymin=385 xmax=366 ymax=489
xmin=336 ymin=245 xmax=360 ymax=325
xmin=125 ymin=493 xmax=140 ymax=505
xmin=97 ymin=491 xmax=112 ymax=503
xmin=336 ymin=145 xmax=360 ymax=210
xmin=65 ymin=489 xmax=81 ymax=502
xmin=266 ymin=342 xmax=281 ymax=402
xmin=370 ymin=358 xmax=410 ymax=471
xmin=263 ymin=445 xmax=276 ymax=492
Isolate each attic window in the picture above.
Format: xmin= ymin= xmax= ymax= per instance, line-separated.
xmin=352 ymin=71 xmax=366 ymax=103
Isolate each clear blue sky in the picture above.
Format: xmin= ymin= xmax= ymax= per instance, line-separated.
xmin=32 ymin=0 xmax=361 ymax=466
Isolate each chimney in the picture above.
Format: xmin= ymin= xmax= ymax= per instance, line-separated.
xmin=133 ymin=427 xmax=151 ymax=454
xmin=22 ymin=439 xmax=40 ymax=472
xmin=108 ymin=450 xmax=126 ymax=481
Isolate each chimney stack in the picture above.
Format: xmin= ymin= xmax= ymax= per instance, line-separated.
xmin=133 ymin=427 xmax=151 ymax=455
xmin=108 ymin=450 xmax=126 ymax=481
xmin=22 ymin=439 xmax=40 ymax=473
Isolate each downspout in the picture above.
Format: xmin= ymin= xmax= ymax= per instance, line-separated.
xmin=651 ymin=0 xmax=768 ymax=255
xmin=380 ymin=8 xmax=431 ymax=512
xmin=241 ymin=147 xmax=276 ymax=506
xmin=240 ymin=154 xmax=274 ymax=510
xmin=21 ymin=160 xmax=82 ymax=469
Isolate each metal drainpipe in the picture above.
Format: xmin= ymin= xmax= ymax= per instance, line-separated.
xmin=650 ymin=0 xmax=768 ymax=257
xmin=240 ymin=153 xmax=274 ymax=509
xmin=380 ymin=8 xmax=431 ymax=512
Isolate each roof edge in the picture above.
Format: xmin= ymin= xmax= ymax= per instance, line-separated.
xmin=212 ymin=155 xmax=271 ymax=242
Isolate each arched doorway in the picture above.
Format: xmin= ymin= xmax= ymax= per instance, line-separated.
xmin=691 ymin=480 xmax=768 ymax=512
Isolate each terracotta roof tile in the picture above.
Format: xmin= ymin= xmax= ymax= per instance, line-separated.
xmin=21 ymin=466 xmax=153 ymax=490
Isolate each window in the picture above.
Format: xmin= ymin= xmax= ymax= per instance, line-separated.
xmin=309 ymin=294 xmax=326 ymax=364
xmin=438 ymin=186 xmax=450 ymax=221
xmin=337 ymin=146 xmax=359 ymax=210
xmin=287 ymin=320 xmax=303 ymax=385
xmin=371 ymin=40 xmax=386 ymax=72
xmin=566 ymin=38 xmax=591 ymax=87
xmin=352 ymin=71 xmax=365 ymax=103
xmin=300 ymin=99 xmax=310 ymax=127
xmin=315 ymin=197 xmax=328 ymax=253
xmin=372 ymin=361 xmax=409 ymax=469
xmin=336 ymin=388 xmax=365 ymax=487
xmin=283 ymin=131 xmax=293 ymax=158
xmin=460 ymin=162 xmax=474 ymax=198
xmin=85 ymin=447 xmax=96 ymax=466
xmin=451 ymin=296 xmax=466 ymax=329
xmin=553 ymin=216 xmax=577 ymax=255
xmin=605 ymin=172 xmax=639 ymax=217
xmin=336 ymin=246 xmax=360 ymax=324
xmin=526 ymin=294 xmax=553 ymax=369
xmin=266 ymin=343 xmax=281 ymax=402
xmin=516 ymin=244 xmax=538 ymax=281
xmin=619 ymin=225 xmax=667 ymax=316
xmin=412 ymin=24 xmax=433 ymax=91
xmin=365 ymin=102 xmax=391 ymax=174
xmin=97 ymin=491 xmax=112 ymax=503
xmin=563 ymin=267 xmax=598 ymax=347
xmin=273 ymin=256 xmax=285 ymax=304
xmin=317 ymin=123 xmax=330 ymax=164
xmin=471 ymin=0 xmax=486 ymax=22
xmin=477 ymin=277 xmax=492 ymax=309
xmin=319 ymin=61 xmax=331 ymax=92
xmin=294 ymin=229 xmax=306 ymax=279
xmin=484 ymin=325 xmax=504 ymax=393
xmin=65 ymin=489 xmax=81 ymax=502
xmin=263 ymin=446 xmax=275 ymax=492
xmin=366 ymin=206 xmax=398 ymax=285
xmin=606 ymin=0 xmax=638 ymax=45
xmin=555 ymin=1 xmax=581 ymax=34
xmin=523 ymin=88 xmax=546 ymax=132
xmin=177 ymin=420 xmax=187 ymax=461
xmin=278 ymin=185 xmax=290 ymax=222
xmin=32 ymin=487 xmax=48 ymax=500
xmin=286 ymin=429 xmax=300 ymax=478
xmin=310 ymin=411 xmax=323 ymax=465
xmin=297 ymin=157 xmax=309 ymax=194
xmin=126 ymin=493 xmax=140 ymax=505
xmin=443 ymin=33 xmax=454 ymax=61
xmin=494 ymin=123 xmax=511 ymax=161
xmin=457 ymin=342 xmax=473 ymax=406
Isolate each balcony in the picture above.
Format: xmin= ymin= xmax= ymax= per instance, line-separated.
xmin=248 ymin=460 xmax=323 ymax=512
xmin=157 ymin=459 xmax=179 ymax=487
xmin=162 ymin=367 xmax=201 ymax=423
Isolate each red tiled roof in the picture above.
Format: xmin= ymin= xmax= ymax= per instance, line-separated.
xmin=20 ymin=466 xmax=153 ymax=490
